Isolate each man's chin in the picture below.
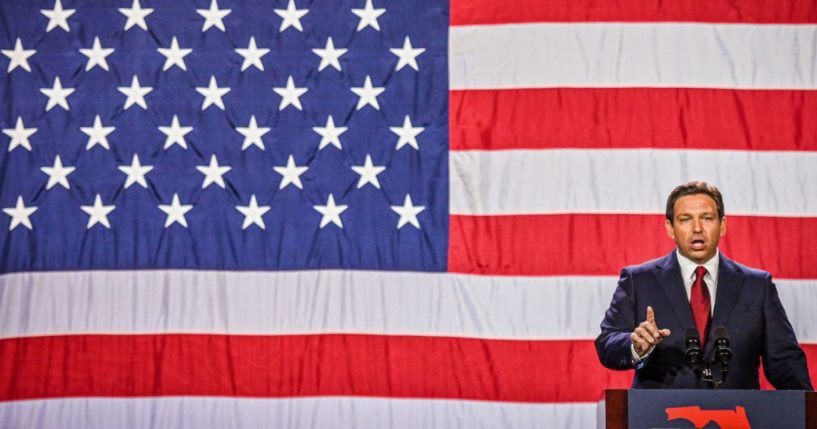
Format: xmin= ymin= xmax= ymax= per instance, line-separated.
xmin=680 ymin=248 xmax=715 ymax=264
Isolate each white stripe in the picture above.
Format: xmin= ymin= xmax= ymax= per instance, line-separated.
xmin=777 ymin=281 xmax=817 ymax=344
xmin=450 ymin=23 xmax=817 ymax=90
xmin=0 ymin=270 xmax=612 ymax=340
xmin=450 ymin=149 xmax=817 ymax=216
xmin=0 ymin=396 xmax=599 ymax=429
xmin=0 ymin=270 xmax=814 ymax=342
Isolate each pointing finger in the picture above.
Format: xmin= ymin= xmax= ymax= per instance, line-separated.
xmin=646 ymin=306 xmax=655 ymax=324
xmin=641 ymin=320 xmax=660 ymax=339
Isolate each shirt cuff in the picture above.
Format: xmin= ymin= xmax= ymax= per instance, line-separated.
xmin=631 ymin=343 xmax=655 ymax=368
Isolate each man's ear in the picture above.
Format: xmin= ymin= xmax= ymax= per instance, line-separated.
xmin=665 ymin=219 xmax=675 ymax=240
xmin=720 ymin=216 xmax=727 ymax=237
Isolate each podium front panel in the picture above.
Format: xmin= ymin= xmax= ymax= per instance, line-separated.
xmin=627 ymin=389 xmax=805 ymax=429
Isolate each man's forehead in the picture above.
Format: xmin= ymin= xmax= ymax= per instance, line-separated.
xmin=673 ymin=194 xmax=719 ymax=214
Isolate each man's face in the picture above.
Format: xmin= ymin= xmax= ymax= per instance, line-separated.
xmin=665 ymin=193 xmax=726 ymax=264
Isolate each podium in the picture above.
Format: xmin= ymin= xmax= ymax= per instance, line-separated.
xmin=599 ymin=389 xmax=817 ymax=428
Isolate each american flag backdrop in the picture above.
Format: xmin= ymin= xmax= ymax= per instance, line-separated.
xmin=1 ymin=0 xmax=817 ymax=427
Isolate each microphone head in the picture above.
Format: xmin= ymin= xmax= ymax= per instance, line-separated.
xmin=685 ymin=328 xmax=700 ymax=342
xmin=713 ymin=326 xmax=728 ymax=342
xmin=712 ymin=326 xmax=732 ymax=376
xmin=683 ymin=328 xmax=702 ymax=372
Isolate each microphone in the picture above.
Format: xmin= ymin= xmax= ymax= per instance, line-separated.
xmin=684 ymin=328 xmax=702 ymax=374
xmin=713 ymin=326 xmax=732 ymax=382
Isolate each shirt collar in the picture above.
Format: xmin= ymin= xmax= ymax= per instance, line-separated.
xmin=676 ymin=248 xmax=720 ymax=284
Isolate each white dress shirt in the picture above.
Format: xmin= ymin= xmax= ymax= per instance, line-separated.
xmin=675 ymin=249 xmax=719 ymax=314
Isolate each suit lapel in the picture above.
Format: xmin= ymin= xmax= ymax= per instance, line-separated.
xmin=710 ymin=254 xmax=745 ymax=331
xmin=653 ymin=252 xmax=695 ymax=330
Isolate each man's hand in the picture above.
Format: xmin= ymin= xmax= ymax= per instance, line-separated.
xmin=631 ymin=306 xmax=671 ymax=357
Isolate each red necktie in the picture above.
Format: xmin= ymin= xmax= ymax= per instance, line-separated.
xmin=690 ymin=266 xmax=712 ymax=345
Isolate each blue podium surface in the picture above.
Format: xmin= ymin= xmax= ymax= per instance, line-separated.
xmin=629 ymin=389 xmax=805 ymax=428
xmin=601 ymin=389 xmax=816 ymax=429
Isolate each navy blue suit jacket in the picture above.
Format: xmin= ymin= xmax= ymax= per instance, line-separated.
xmin=595 ymin=251 xmax=812 ymax=390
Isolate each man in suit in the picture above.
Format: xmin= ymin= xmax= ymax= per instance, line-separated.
xmin=595 ymin=181 xmax=812 ymax=389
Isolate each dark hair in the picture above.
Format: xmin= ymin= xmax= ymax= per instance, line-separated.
xmin=665 ymin=181 xmax=725 ymax=222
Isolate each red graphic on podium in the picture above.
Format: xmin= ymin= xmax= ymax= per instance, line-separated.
xmin=665 ymin=405 xmax=751 ymax=429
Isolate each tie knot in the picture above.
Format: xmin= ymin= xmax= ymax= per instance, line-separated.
xmin=695 ymin=265 xmax=708 ymax=279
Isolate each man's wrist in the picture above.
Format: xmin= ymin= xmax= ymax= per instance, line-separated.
xmin=631 ymin=343 xmax=655 ymax=366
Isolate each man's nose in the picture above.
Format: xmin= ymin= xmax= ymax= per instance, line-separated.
xmin=692 ymin=218 xmax=703 ymax=231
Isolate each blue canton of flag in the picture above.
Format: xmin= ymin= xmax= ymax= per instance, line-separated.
xmin=0 ymin=0 xmax=450 ymax=273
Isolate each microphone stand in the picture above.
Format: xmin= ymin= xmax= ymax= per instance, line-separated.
xmin=699 ymin=367 xmax=720 ymax=389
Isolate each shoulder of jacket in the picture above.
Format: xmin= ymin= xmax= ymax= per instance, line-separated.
xmin=721 ymin=255 xmax=770 ymax=280
xmin=624 ymin=253 xmax=672 ymax=275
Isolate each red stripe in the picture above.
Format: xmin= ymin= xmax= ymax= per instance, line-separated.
xmin=0 ymin=334 xmax=632 ymax=403
xmin=449 ymin=214 xmax=817 ymax=278
xmin=450 ymin=88 xmax=817 ymax=152
xmin=451 ymin=0 xmax=817 ymax=25
xmin=1 ymin=335 xmax=813 ymax=401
